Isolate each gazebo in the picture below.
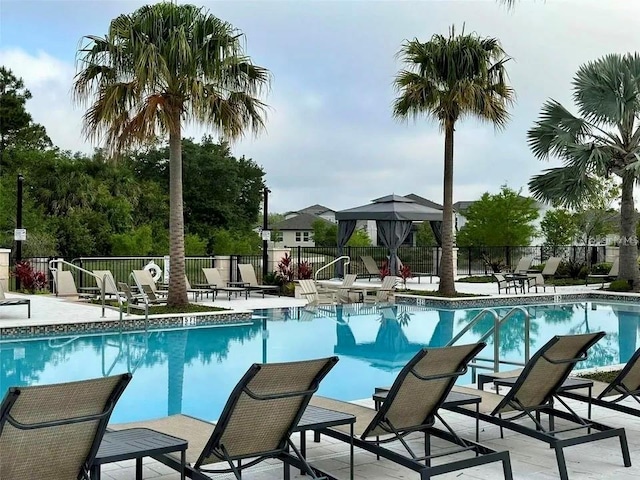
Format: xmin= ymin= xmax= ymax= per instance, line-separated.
xmin=335 ymin=194 xmax=443 ymax=276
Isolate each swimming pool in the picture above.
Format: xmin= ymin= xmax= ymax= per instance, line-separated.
xmin=1 ymin=301 xmax=638 ymax=423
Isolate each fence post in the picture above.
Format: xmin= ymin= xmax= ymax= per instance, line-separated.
xmin=505 ymin=246 xmax=511 ymax=271
xmin=467 ymin=248 xmax=471 ymax=276
xmin=540 ymin=246 xmax=543 ymax=263
xmin=347 ymin=246 xmax=352 ymax=275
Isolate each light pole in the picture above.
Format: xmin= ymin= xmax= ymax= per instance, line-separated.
xmin=262 ymin=186 xmax=271 ymax=281
xmin=15 ymin=174 xmax=24 ymax=290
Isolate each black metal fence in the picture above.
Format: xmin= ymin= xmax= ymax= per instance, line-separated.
xmin=7 ymin=245 xmax=610 ymax=291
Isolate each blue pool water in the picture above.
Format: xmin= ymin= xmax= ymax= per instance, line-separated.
xmin=1 ymin=301 xmax=638 ymax=423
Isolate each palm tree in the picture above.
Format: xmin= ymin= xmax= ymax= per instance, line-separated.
xmin=74 ymin=2 xmax=270 ymax=306
xmin=528 ymin=53 xmax=640 ymax=290
xmin=393 ymin=27 xmax=514 ymax=296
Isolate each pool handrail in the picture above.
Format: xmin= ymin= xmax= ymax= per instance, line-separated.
xmin=48 ymin=259 xmax=123 ymax=319
xmin=446 ymin=306 xmax=531 ymax=375
xmin=314 ymin=256 xmax=350 ymax=281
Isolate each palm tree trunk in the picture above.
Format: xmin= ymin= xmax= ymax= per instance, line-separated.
xmin=438 ymin=120 xmax=456 ymax=296
xmin=167 ymin=123 xmax=188 ymax=306
xmin=618 ymin=172 xmax=639 ymax=291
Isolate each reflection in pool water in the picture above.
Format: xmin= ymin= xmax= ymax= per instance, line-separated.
xmin=0 ymin=301 xmax=638 ymax=423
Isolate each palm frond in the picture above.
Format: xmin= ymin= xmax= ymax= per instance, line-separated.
xmin=74 ymin=2 xmax=270 ymax=154
xmin=528 ymin=165 xmax=603 ymax=210
xmin=393 ymin=27 xmax=513 ymax=127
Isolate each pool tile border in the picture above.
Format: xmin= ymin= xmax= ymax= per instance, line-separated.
xmin=394 ymin=291 xmax=640 ymax=309
xmin=0 ymin=310 xmax=254 ymax=340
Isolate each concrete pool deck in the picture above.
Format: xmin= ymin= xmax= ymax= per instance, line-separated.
xmin=2 ymin=279 xmax=640 ymax=478
xmin=0 ymin=276 xmax=620 ymax=330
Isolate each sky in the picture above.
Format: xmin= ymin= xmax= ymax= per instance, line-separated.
xmin=1 ymin=0 xmax=639 ymax=213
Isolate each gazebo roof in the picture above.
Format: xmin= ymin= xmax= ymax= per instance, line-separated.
xmin=335 ymin=194 xmax=443 ymax=221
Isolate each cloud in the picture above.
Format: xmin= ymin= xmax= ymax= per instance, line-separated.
xmin=2 ymin=0 xmax=640 ymax=213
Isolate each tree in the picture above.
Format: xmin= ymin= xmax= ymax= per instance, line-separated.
xmin=456 ymin=186 xmax=539 ymax=246
xmin=528 ymin=54 xmax=640 ymax=290
xmin=393 ymin=26 xmax=513 ymax=296
xmin=74 ymin=3 xmax=270 ymax=306
xmin=540 ymin=209 xmax=579 ymax=247
xmin=416 ymin=222 xmax=437 ymax=246
xmin=0 ymin=67 xmax=51 ymax=160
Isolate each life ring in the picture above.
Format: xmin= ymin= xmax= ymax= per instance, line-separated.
xmin=144 ymin=261 xmax=162 ymax=283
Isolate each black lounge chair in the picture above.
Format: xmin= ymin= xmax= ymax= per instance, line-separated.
xmin=449 ymin=333 xmax=632 ymax=480
xmin=560 ymin=346 xmax=640 ymax=419
xmin=110 ymin=357 xmax=338 ymax=479
xmin=0 ymin=374 xmax=131 ymax=480
xmin=309 ymin=343 xmax=514 ymax=479
xmin=0 ymin=281 xmax=30 ymax=318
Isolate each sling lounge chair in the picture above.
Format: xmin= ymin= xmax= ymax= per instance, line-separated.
xmin=509 ymin=255 xmax=533 ymax=274
xmin=309 ymin=343 xmax=514 ymax=479
xmin=586 ymin=257 xmax=619 ymax=287
xmin=360 ymin=255 xmax=381 ymax=281
xmin=93 ymin=270 xmax=118 ymax=298
xmin=448 ymin=333 xmax=631 ymax=480
xmin=132 ymin=269 xmax=168 ymax=297
xmin=237 ymin=263 xmax=280 ymax=297
xmin=201 ymin=268 xmax=248 ymax=299
xmin=53 ymin=270 xmax=95 ymax=299
xmin=184 ymin=275 xmax=215 ymax=302
xmin=0 ymin=281 xmax=30 ymax=318
xmin=110 ymin=357 xmax=338 ymax=480
xmin=527 ymin=273 xmax=556 ymax=293
xmin=540 ymin=256 xmax=562 ymax=277
xmin=0 ymin=374 xmax=131 ymax=480
xmin=560 ymin=346 xmax=640 ymax=420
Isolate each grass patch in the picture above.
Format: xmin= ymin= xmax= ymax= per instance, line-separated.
xmin=457 ymin=276 xmax=495 ymax=283
xmin=577 ymin=370 xmax=620 ymax=384
xmin=397 ymin=289 xmax=486 ymax=298
xmin=91 ymin=299 xmax=228 ymax=314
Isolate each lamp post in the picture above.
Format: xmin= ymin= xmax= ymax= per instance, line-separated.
xmin=15 ymin=174 xmax=24 ymax=290
xmin=262 ymin=186 xmax=271 ymax=281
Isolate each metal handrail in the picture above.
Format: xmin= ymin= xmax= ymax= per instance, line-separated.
xmin=48 ymin=259 xmax=122 ymax=318
xmin=448 ymin=306 xmax=531 ymax=374
xmin=314 ymin=256 xmax=350 ymax=281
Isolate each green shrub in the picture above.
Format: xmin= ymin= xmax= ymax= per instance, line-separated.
xmin=591 ymin=262 xmax=612 ymax=275
xmin=608 ymin=279 xmax=632 ymax=292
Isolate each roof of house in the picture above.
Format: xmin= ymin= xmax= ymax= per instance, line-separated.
xmin=271 ymin=213 xmax=332 ymax=231
xmin=453 ymin=201 xmax=475 ymax=212
xmin=405 ymin=194 xmax=443 ymax=210
xmin=297 ymin=204 xmax=335 ymax=216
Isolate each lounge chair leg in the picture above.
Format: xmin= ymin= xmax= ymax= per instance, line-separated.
xmin=498 ymin=413 xmax=504 ymax=439
xmin=619 ymin=430 xmax=632 ymax=467
xmin=502 ymin=453 xmax=514 ymax=480
xmin=424 ymin=432 xmax=431 ymax=467
xmin=554 ymin=445 xmax=569 ymax=480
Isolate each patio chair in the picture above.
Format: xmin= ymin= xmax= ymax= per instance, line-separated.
xmin=0 ymin=373 xmax=132 ymax=480
xmin=132 ymin=269 xmax=169 ymax=297
xmin=109 ymin=357 xmax=338 ymax=480
xmin=527 ymin=273 xmax=556 ymax=293
xmin=318 ymin=273 xmax=357 ymax=302
xmin=560 ymin=346 xmax=640 ymax=420
xmin=362 ymin=275 xmax=397 ymax=304
xmin=201 ymin=268 xmax=248 ymax=299
xmin=540 ymin=256 xmax=562 ymax=277
xmin=448 ymin=333 xmax=632 ymax=480
xmin=586 ymin=257 xmax=619 ymax=287
xmin=184 ymin=275 xmax=215 ymax=302
xmin=299 ymin=279 xmax=337 ymax=306
xmin=53 ymin=270 xmax=95 ymax=299
xmin=493 ymin=274 xmax=518 ymax=294
xmin=309 ymin=343 xmax=514 ymax=479
xmin=0 ymin=281 xmax=30 ymax=318
xmin=509 ymin=255 xmax=533 ymax=274
xmin=237 ymin=264 xmax=280 ymax=297
xmin=92 ymin=270 xmax=118 ymax=298
xmin=360 ymin=255 xmax=381 ymax=281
